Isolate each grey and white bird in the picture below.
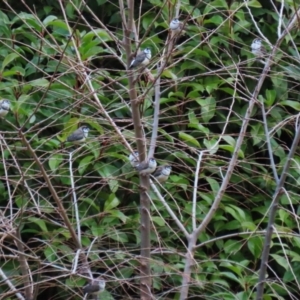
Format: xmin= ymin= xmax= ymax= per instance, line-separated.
xmin=251 ymin=38 xmax=267 ymax=58
xmin=0 ymin=99 xmax=10 ymax=117
xmin=128 ymin=48 xmax=151 ymax=69
xmin=169 ymin=18 xmax=184 ymax=34
xmin=129 ymin=151 xmax=139 ymax=167
xmin=83 ymin=278 xmax=105 ymax=296
xmin=66 ymin=126 xmax=89 ymax=144
xmin=135 ymin=157 xmax=157 ymax=175
xmin=152 ymin=165 xmax=172 ymax=183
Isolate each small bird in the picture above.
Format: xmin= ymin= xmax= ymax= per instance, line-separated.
xmin=83 ymin=278 xmax=105 ymax=296
xmin=169 ymin=18 xmax=184 ymax=34
xmin=129 ymin=151 xmax=139 ymax=167
xmin=128 ymin=48 xmax=151 ymax=69
xmin=0 ymin=99 xmax=10 ymax=117
xmin=251 ymin=38 xmax=267 ymax=58
xmin=135 ymin=158 xmax=157 ymax=175
xmin=66 ymin=126 xmax=89 ymax=144
xmin=152 ymin=165 xmax=172 ymax=183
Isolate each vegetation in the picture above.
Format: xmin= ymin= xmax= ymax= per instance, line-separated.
xmin=1 ymin=0 xmax=300 ymax=299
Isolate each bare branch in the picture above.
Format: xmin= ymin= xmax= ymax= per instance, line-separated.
xmin=192 ymin=151 xmax=203 ymax=230
xmin=69 ymin=150 xmax=82 ymax=245
xmin=20 ymin=134 xmax=81 ymax=248
xmin=150 ymin=182 xmax=189 ymax=239
xmin=0 ymin=267 xmax=25 ymax=300
xmin=15 ymin=228 xmax=34 ymax=300
xmin=256 ymin=118 xmax=300 ymax=298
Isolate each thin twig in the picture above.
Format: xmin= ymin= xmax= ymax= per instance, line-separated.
xmin=148 ymin=65 xmax=161 ymax=158
xmin=69 ymin=150 xmax=81 ymax=245
xmin=175 ymin=0 xmax=181 ymax=17
xmin=260 ymin=102 xmax=279 ymax=183
xmin=20 ymin=134 xmax=81 ymax=248
xmin=192 ymin=151 xmax=203 ymax=230
xmin=0 ymin=267 xmax=25 ymax=300
xmin=15 ymin=228 xmax=33 ymax=300
xmin=59 ymin=0 xmax=134 ymax=156
xmin=0 ymin=133 xmax=13 ymax=219
xmin=71 ymin=249 xmax=81 ymax=274
xmin=273 ymin=227 xmax=300 ymax=290
xmin=150 ymin=181 xmax=189 ymax=239
xmin=70 ymin=0 xmax=125 ymax=67
xmin=0 ymin=134 xmax=41 ymax=214
xmin=243 ymin=0 xmax=272 ymax=47
xmin=256 ymin=123 xmax=300 ymax=299
xmin=195 ymin=230 xmax=300 ymax=249
xmin=256 ymin=9 xmax=300 ymax=298
xmin=278 ymin=0 xmax=284 ymax=37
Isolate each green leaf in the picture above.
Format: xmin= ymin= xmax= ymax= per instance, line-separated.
xmin=196 ymin=97 xmax=216 ymax=123
xmin=188 ymin=110 xmax=210 ymax=134
xmin=247 ymin=0 xmax=262 ymax=7
xmin=30 ymin=78 xmax=50 ymax=87
xmin=1 ymin=53 xmax=20 ymax=71
xmin=280 ymin=100 xmax=300 ymax=111
xmin=104 ymin=194 xmax=120 ymax=211
xmin=78 ymin=155 xmax=94 ymax=175
xmin=48 ymin=19 xmax=69 ymax=31
xmin=81 ymin=198 xmax=99 ymax=210
xmin=96 ymin=164 xmax=119 ymax=192
xmin=158 ymin=128 xmax=174 ymax=143
xmin=142 ymin=14 xmax=155 ymax=30
xmin=44 ymin=246 xmax=58 ymax=262
xmin=178 ymin=132 xmax=200 ymax=147
xmin=162 ymin=69 xmax=178 ymax=80
xmin=225 ymin=205 xmax=247 ymax=223
xmin=222 ymin=135 xmax=236 ymax=147
xmin=110 ymin=231 xmax=128 ymax=243
xmin=223 ymin=239 xmax=242 ymax=253
xmin=204 ymin=15 xmax=224 ymax=26
xmin=15 ymin=94 xmax=30 ymax=111
xmin=250 ymin=123 xmax=264 ymax=146
xmin=203 ymin=138 xmax=219 ymax=154
xmin=152 ymin=216 xmax=165 ymax=226
xmin=265 ymin=89 xmax=276 ymax=106
xmin=49 ymin=154 xmax=63 ymax=172
xmin=83 ymin=29 xmax=113 ymax=42
xmin=206 ymin=178 xmax=220 ymax=195
xmin=66 ymin=3 xmax=75 ymax=18
xmin=247 ymin=236 xmax=263 ymax=258
xmin=110 ymin=210 xmax=128 ymax=223
xmin=271 ymin=254 xmax=288 ymax=270
xmin=3 ymin=66 xmax=25 ymax=77
xmin=28 ymin=217 xmax=48 ymax=232
xmin=82 ymin=46 xmax=105 ymax=60
xmin=14 ymin=13 xmax=42 ymax=31
xmin=43 ymin=15 xmax=57 ymax=25
xmin=221 ymin=272 xmax=240 ymax=284
xmin=204 ymin=0 xmax=228 ymax=13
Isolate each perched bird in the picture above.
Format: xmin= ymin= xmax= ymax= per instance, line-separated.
xmin=66 ymin=126 xmax=89 ymax=144
xmin=251 ymin=38 xmax=267 ymax=58
xmin=135 ymin=158 xmax=157 ymax=175
xmin=0 ymin=99 xmax=10 ymax=117
xmin=83 ymin=278 xmax=105 ymax=296
xmin=152 ymin=165 xmax=172 ymax=183
xmin=129 ymin=151 xmax=139 ymax=167
xmin=169 ymin=18 xmax=184 ymax=34
xmin=128 ymin=48 xmax=151 ymax=69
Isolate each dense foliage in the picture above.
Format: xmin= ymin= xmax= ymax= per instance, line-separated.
xmin=1 ymin=0 xmax=300 ymax=299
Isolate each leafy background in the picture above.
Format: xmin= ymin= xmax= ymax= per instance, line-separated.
xmin=0 ymin=0 xmax=300 ymax=299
